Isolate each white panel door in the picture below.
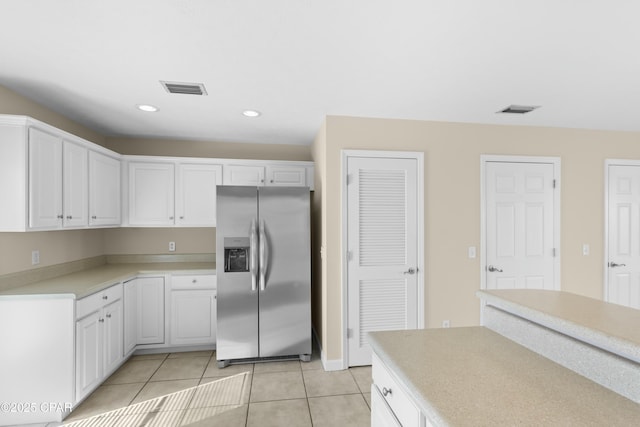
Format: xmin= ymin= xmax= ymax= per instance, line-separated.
xmin=607 ymin=165 xmax=640 ymax=308
xmin=347 ymin=156 xmax=419 ymax=367
xmin=485 ymin=161 xmax=557 ymax=290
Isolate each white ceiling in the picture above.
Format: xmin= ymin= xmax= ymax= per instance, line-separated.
xmin=2 ymin=1 xmax=639 ymax=146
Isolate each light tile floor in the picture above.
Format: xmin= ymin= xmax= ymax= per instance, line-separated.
xmin=61 ymin=349 xmax=371 ymax=427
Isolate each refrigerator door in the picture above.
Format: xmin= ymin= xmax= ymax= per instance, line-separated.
xmin=258 ymin=187 xmax=311 ymax=357
xmin=216 ymin=186 xmax=259 ymax=361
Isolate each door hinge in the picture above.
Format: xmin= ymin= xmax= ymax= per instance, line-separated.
xmin=552 ymin=248 xmax=556 ymax=257
xmin=347 ymin=250 xmax=353 ymax=261
xmin=347 ymin=328 xmax=353 ymax=338
xmin=346 ymin=174 xmax=351 ymax=185
xmin=552 ymin=179 xmax=557 ymax=189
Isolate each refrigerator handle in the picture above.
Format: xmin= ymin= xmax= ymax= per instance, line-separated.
xmin=259 ymin=219 xmax=268 ymax=291
xmin=250 ymin=219 xmax=258 ymax=291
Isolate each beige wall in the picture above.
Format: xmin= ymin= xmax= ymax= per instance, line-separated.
xmin=105 ymin=137 xmax=312 ymax=161
xmin=104 ymin=228 xmax=215 ymax=255
xmin=315 ymin=115 xmax=640 ymax=362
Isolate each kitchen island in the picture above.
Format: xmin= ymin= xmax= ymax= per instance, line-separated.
xmin=369 ymin=289 xmax=640 ymax=426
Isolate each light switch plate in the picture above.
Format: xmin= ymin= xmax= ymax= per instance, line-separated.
xmin=468 ymin=246 xmax=476 ymax=259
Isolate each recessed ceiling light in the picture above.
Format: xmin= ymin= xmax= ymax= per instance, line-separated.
xmin=242 ymin=109 xmax=261 ymax=118
xmin=136 ymin=104 xmax=159 ymax=112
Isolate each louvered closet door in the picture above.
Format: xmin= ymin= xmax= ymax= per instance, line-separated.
xmin=347 ymin=156 xmax=418 ymax=366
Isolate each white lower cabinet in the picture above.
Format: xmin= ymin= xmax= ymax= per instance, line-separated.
xmin=75 ymin=283 xmax=124 ymax=403
xmin=123 ymin=278 xmax=137 ymax=355
xmin=136 ymin=276 xmax=165 ymax=345
xmin=170 ymin=274 xmax=217 ymax=346
xmin=372 ymin=352 xmax=425 ymax=427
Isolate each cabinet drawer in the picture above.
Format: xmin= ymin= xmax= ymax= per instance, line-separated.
xmin=372 ymin=353 xmax=422 ymax=427
xmin=171 ymin=274 xmax=216 ymax=290
xmin=76 ymin=283 xmax=123 ymax=319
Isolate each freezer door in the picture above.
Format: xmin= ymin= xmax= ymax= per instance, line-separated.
xmin=258 ymin=187 xmax=311 ymax=357
xmin=216 ymin=186 xmax=259 ymax=361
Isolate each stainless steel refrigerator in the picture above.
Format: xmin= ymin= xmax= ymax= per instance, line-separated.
xmin=216 ymin=186 xmax=311 ymax=367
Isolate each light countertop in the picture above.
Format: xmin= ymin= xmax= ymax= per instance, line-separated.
xmin=477 ymin=289 xmax=640 ymax=363
xmin=369 ymin=327 xmax=640 ymax=426
xmin=0 ymin=262 xmax=215 ymax=299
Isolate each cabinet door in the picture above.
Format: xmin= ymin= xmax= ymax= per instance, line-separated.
xmin=266 ymin=165 xmax=307 ymax=187
xmin=123 ymin=279 xmax=137 ymax=355
xmin=89 ymin=151 xmax=121 ymax=226
xmin=129 ymin=162 xmax=175 ymax=226
xmin=223 ymin=164 xmax=265 ymax=186
xmin=29 ymin=127 xmax=63 ymax=229
xmin=176 ymin=163 xmax=222 ymax=226
xmin=76 ymin=310 xmax=102 ymax=402
xmin=137 ymin=277 xmax=165 ymax=345
xmin=170 ymin=289 xmax=216 ymax=346
xmin=103 ymin=299 xmax=123 ymax=376
xmin=63 ymin=141 xmax=88 ymax=228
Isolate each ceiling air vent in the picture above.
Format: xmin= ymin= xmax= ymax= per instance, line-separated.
xmin=497 ymin=105 xmax=539 ymax=114
xmin=160 ymin=81 xmax=208 ymax=96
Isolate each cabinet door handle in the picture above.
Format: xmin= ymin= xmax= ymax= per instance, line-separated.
xmin=169 ymin=216 xmax=174 ymax=220
xmin=382 ymin=387 xmax=392 ymax=397
xmin=106 ymin=314 xmax=111 ymax=318
xmin=192 ymin=279 xmax=197 ymax=283
xmin=92 ymin=215 xmax=97 ymax=219
xmin=57 ymin=214 xmax=63 ymax=219
xmin=102 ymin=295 xmax=108 ymax=300
xmin=99 ymin=318 xmax=104 ymax=323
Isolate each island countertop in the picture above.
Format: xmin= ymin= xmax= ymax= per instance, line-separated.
xmin=369 ymin=327 xmax=640 ymax=426
xmin=477 ymin=289 xmax=640 ymax=363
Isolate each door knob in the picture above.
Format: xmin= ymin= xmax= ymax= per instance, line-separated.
xmin=609 ymin=262 xmax=626 ymax=268
xmin=403 ymin=268 xmax=416 ymax=275
xmin=487 ymin=265 xmax=503 ymax=272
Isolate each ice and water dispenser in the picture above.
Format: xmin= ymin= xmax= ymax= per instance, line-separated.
xmin=223 ymin=237 xmax=250 ymax=273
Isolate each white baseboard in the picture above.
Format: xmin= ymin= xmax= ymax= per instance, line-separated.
xmin=312 ymin=327 xmax=346 ymax=371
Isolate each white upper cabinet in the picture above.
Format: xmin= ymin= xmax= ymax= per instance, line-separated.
xmin=223 ymin=162 xmax=313 ymax=188
xmin=223 ymin=164 xmax=266 ymax=186
xmin=63 ymin=141 xmax=89 ymax=228
xmin=124 ymin=158 xmax=224 ymax=227
xmin=30 ymin=132 xmax=89 ymax=229
xmin=89 ymin=151 xmax=121 ymax=227
xmin=128 ymin=162 xmax=175 ymax=226
xmin=29 ymin=127 xmax=64 ymax=229
xmin=176 ymin=163 xmax=222 ymax=227
xmin=266 ymin=164 xmax=307 ymax=187
xmin=0 ymin=115 xmax=121 ymax=232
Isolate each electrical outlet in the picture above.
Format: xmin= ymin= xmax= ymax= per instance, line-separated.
xmin=31 ymin=250 xmax=40 ymax=265
xmin=442 ymin=320 xmax=450 ymax=328
xmin=169 ymin=241 xmax=176 ymax=252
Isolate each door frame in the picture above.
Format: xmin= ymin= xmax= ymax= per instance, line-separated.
xmin=603 ymin=159 xmax=640 ymax=302
xmin=480 ymin=155 xmax=562 ymax=290
xmin=341 ymin=149 xmax=425 ymax=369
